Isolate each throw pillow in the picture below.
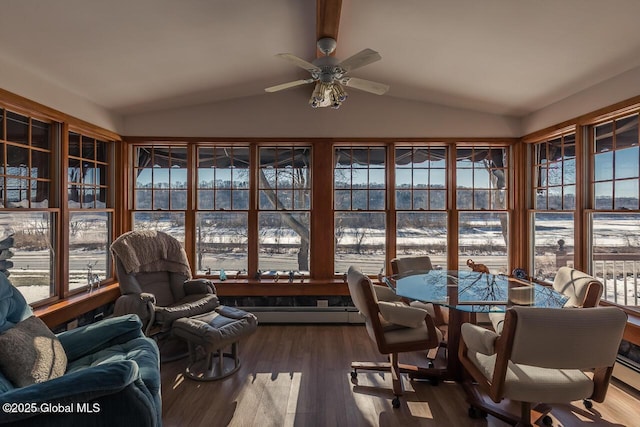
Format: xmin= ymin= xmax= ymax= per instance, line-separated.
xmin=0 ymin=316 xmax=67 ymax=387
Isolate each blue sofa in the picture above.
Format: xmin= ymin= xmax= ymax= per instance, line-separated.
xmin=0 ymin=273 xmax=162 ymax=426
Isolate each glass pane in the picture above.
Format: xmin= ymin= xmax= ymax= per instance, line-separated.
xmin=563 ymin=185 xmax=576 ymax=210
xmin=369 ymin=190 xmax=385 ymax=210
xmin=351 ymin=169 xmax=368 ymax=186
xmin=458 ymin=212 xmax=508 ymax=274
xmin=6 ymin=112 xmax=28 ymax=145
xmin=473 ymin=190 xmax=490 ymax=210
xmin=31 ymin=150 xmax=50 ymax=180
xmin=0 ymin=212 xmax=54 ymax=304
xmin=215 ymin=189 xmax=231 ymax=210
xmin=595 ymin=121 xmax=613 ymax=154
xmin=395 ymin=190 xmax=412 ymax=210
xmin=412 ymin=169 xmax=428 ymax=187
xmin=563 ymin=158 xmax=576 ymax=185
xmin=395 ymin=168 xmax=412 ymax=188
xmin=352 ymin=190 xmax=368 ymax=210
xmin=31 ymin=120 xmax=50 ymax=149
xmin=153 ymin=189 xmax=169 ymax=210
xmin=259 ymin=190 xmax=276 ymax=210
xmin=334 ymin=171 xmax=351 ymax=189
xmin=547 ymin=162 xmax=563 ymax=186
xmin=6 ymin=145 xmax=28 ymax=170
xmin=594 ymin=151 xmax=613 ymax=181
xmin=170 ymin=167 xmax=187 ymax=189
xmin=334 ymin=190 xmax=351 ymax=210
xmin=196 ymin=212 xmax=248 ymax=275
xmin=132 ymin=212 xmax=185 ymax=243
xmin=215 ymin=168 xmax=232 ymax=187
xmin=594 ymin=182 xmax=613 ymax=210
xmin=334 ymin=212 xmax=385 ymax=275
xmin=69 ymin=132 xmax=81 ymax=157
xmin=535 ymin=189 xmax=548 ymax=210
xmin=430 ymin=169 xmax=446 ymax=188
xmin=429 ymin=190 xmax=446 ymax=210
xmin=81 ymin=136 xmax=95 ymax=159
xmin=258 ymin=212 xmax=310 ymax=273
xmin=198 ymin=168 xmax=214 ymax=188
xmin=396 ymin=212 xmax=447 ymax=270
xmin=96 ymin=140 xmax=107 ymax=162
xmin=412 ymin=190 xmax=428 ymax=210
xmin=533 ymin=212 xmax=574 ymax=281
xmin=277 ymin=189 xmax=292 ymax=210
xmin=68 ymin=212 xmax=110 ymax=291
xmin=198 ymin=190 xmax=214 ymax=210
xmin=135 ymin=189 xmax=152 ymax=209
xmin=135 ymin=168 xmax=152 ymax=188
xmin=615 ymin=115 xmax=638 ymax=150
xmin=615 ymin=146 xmax=639 ymax=180
xmin=170 ymin=190 xmax=187 ymax=210
xmin=614 ymin=180 xmax=639 ymax=210
xmin=548 ymin=187 xmax=563 ymax=210
xmin=456 ymin=190 xmax=473 ymax=209
xmin=591 ymin=212 xmax=640 ymax=307
xmin=369 ymin=169 xmax=385 ymax=188
xmin=232 ymin=190 xmax=249 ymax=210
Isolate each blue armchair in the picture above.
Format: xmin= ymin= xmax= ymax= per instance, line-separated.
xmin=0 ymin=273 xmax=162 ymax=426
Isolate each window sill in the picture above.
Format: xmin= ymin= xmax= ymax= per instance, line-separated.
xmin=34 ymin=283 xmax=121 ymax=329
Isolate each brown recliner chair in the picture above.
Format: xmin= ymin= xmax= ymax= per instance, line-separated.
xmin=111 ymin=230 xmax=219 ymax=336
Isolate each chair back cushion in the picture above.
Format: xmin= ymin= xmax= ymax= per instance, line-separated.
xmin=554 ymin=266 xmax=603 ymax=307
xmin=347 ymin=266 xmax=378 ymax=321
xmin=508 ymin=306 xmax=626 ymax=370
xmin=391 ymin=256 xmax=433 ymax=275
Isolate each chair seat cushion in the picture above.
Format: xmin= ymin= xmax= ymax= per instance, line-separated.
xmin=383 ymin=322 xmax=443 ymax=346
xmin=172 ymin=306 xmax=258 ymax=351
xmin=468 ymin=350 xmax=594 ymax=402
xmin=66 ymin=336 xmax=161 ymax=398
xmin=154 ymin=293 xmax=219 ymax=326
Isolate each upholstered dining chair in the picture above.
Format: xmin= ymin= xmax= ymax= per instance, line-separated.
xmin=390 ymin=256 xmax=448 ymax=361
xmin=111 ymin=230 xmax=219 ymax=336
xmin=347 ymin=266 xmax=442 ymax=408
xmin=459 ymin=306 xmax=626 ymax=427
xmin=489 ymin=266 xmax=604 ymax=334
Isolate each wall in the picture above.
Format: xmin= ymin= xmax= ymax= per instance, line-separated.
xmin=522 ymin=65 xmax=640 ymax=135
xmin=0 ymin=55 xmax=123 ymax=132
xmin=122 ymin=89 xmax=522 ymax=138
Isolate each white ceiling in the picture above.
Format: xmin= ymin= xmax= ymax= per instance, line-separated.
xmin=2 ymin=0 xmax=640 ymax=118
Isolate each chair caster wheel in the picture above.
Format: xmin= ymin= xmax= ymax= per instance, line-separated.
xmin=583 ymin=399 xmax=593 ymax=409
xmin=392 ymin=397 xmax=400 ymax=408
xmin=427 ymin=360 xmax=434 ymax=369
xmin=542 ymin=415 xmax=553 ymax=426
xmin=350 ymin=371 xmax=357 ymax=379
xmin=468 ymin=406 xmax=486 ymax=419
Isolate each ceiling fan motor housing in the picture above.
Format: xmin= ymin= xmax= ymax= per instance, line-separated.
xmin=311 ymin=55 xmax=344 ymax=83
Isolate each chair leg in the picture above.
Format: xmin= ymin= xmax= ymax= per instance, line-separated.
xmin=519 ymin=402 xmax=533 ymax=427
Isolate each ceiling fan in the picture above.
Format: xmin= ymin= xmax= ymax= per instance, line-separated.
xmin=264 ymin=37 xmax=390 ymax=109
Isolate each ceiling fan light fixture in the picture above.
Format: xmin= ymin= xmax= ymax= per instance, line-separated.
xmin=308 ymin=82 xmax=348 ymax=109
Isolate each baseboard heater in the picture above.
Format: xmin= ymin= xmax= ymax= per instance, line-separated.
xmin=239 ymin=306 xmax=364 ymax=324
xmin=613 ymin=356 xmax=640 ymax=392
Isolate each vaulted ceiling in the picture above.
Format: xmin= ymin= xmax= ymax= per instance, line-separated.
xmin=2 ymin=0 xmax=640 ymax=119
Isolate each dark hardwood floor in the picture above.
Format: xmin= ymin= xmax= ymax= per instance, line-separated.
xmin=161 ymin=324 xmax=638 ymax=427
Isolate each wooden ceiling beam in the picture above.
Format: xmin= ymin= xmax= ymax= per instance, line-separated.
xmin=316 ymin=0 xmax=342 ymax=56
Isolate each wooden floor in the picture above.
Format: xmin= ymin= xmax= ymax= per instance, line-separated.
xmin=161 ymin=324 xmax=639 ymax=427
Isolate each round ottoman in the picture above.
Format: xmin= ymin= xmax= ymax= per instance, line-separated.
xmin=172 ymin=306 xmax=258 ymax=381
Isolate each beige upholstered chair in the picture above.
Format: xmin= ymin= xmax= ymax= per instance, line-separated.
xmin=489 ymin=266 xmax=604 ymax=334
xmin=347 ymin=266 xmax=442 ymax=408
xmin=459 ymin=306 xmax=627 ymax=426
xmin=111 ymin=230 xmax=219 ymax=336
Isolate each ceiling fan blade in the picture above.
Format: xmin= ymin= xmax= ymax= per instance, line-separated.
xmin=276 ymin=53 xmax=320 ymax=73
xmin=342 ymin=77 xmax=389 ymax=95
xmin=339 ymin=49 xmax=381 ymax=72
xmin=265 ymin=79 xmax=314 ymax=93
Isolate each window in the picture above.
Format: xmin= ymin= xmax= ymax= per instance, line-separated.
xmin=258 ymin=146 xmax=311 ymax=275
xmin=196 ymin=146 xmax=249 ymax=275
xmin=67 ymin=131 xmax=113 ymax=291
xmin=334 ymin=147 xmax=386 ymax=274
xmin=590 ymin=115 xmax=640 ymax=309
xmin=531 ymin=132 xmax=576 ymax=279
xmin=132 ymin=146 xmax=187 ymax=242
xmin=456 ymin=147 xmax=509 ymax=273
xmin=395 ymin=147 xmax=448 ymax=269
xmin=0 ymin=109 xmax=56 ymax=304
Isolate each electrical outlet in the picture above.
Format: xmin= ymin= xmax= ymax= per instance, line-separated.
xmin=317 ymin=299 xmax=329 ymax=308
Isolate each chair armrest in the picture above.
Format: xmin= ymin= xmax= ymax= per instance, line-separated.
xmin=184 ymin=279 xmax=216 ymax=295
xmin=57 ymin=314 xmax=144 ymax=362
xmin=0 ymin=360 xmax=139 ymax=424
xmin=378 ymin=301 xmax=429 ymax=328
xmin=461 ymin=323 xmax=498 ymax=355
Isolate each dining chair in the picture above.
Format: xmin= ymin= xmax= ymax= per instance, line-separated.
xmin=459 ymin=306 xmax=627 ymax=426
xmin=347 ymin=266 xmax=442 ymax=408
xmin=489 ymin=266 xmax=603 ymax=334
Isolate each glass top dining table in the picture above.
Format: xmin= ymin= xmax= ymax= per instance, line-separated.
xmin=386 ymin=269 xmax=569 ymax=313
xmin=384 ymin=269 xmax=569 ymax=381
